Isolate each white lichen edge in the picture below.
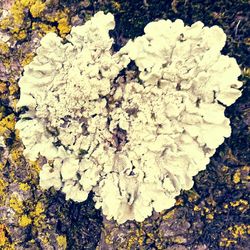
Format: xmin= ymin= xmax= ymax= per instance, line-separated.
xmin=15 ymin=11 xmax=242 ymax=224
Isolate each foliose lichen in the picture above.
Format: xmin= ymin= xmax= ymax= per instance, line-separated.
xmin=16 ymin=11 xmax=243 ymax=224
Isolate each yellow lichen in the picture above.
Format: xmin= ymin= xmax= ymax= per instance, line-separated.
xmin=111 ymin=1 xmax=121 ymax=10
xmin=46 ymin=8 xmax=71 ymax=36
xmin=162 ymin=208 xmax=176 ymax=220
xmin=32 ymin=23 xmax=57 ymax=34
xmin=135 ymin=228 xmax=144 ymax=246
xmin=0 ymin=0 xmax=46 ymax=36
xmin=0 ymin=224 xmax=7 ymax=247
xmin=172 ymin=236 xmax=186 ymax=244
xmin=230 ymin=199 xmax=248 ymax=207
xmin=21 ymin=52 xmax=35 ymax=67
xmin=0 ymin=43 xmax=10 ymax=54
xmin=0 ymin=179 xmax=8 ymax=204
xmin=221 ymin=165 xmax=229 ymax=172
xmin=28 ymin=160 xmax=41 ymax=179
xmin=33 ymin=202 xmax=44 ymax=215
xmin=233 ymin=170 xmax=241 ymax=184
xmin=219 ymin=238 xmax=237 ymax=247
xmin=206 ymin=213 xmax=214 ymax=220
xmin=0 ymin=82 xmax=8 ymax=94
xmin=10 ymin=147 xmax=23 ymax=165
xmin=30 ymin=0 xmax=46 ymax=18
xmin=9 ymin=195 xmax=24 ymax=214
xmin=14 ymin=30 xmax=27 ymax=40
xmin=3 ymin=59 xmax=11 ymax=69
xmin=0 ymin=18 xmax=11 ymax=30
xmin=127 ymin=235 xmax=138 ymax=249
xmin=19 ymin=182 xmax=30 ymax=191
xmin=10 ymin=1 xmax=25 ymax=31
xmin=19 ymin=214 xmax=32 ymax=227
xmin=187 ymin=190 xmax=200 ymax=202
xmin=0 ymin=114 xmax=15 ymax=135
xmin=175 ymin=197 xmax=184 ymax=206
xmin=20 ymin=0 xmax=34 ymax=7
xmin=30 ymin=202 xmax=46 ymax=227
xmin=9 ymin=83 xmax=19 ymax=95
xmin=204 ymin=207 xmax=209 ymax=213
xmin=104 ymin=232 xmax=113 ymax=245
xmin=57 ymin=17 xmax=71 ymax=36
xmin=56 ymin=235 xmax=67 ymax=249
xmin=228 ymin=224 xmax=248 ymax=238
xmin=194 ymin=205 xmax=201 ymax=211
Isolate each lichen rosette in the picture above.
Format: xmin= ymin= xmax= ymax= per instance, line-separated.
xmin=16 ymin=12 xmax=242 ymax=224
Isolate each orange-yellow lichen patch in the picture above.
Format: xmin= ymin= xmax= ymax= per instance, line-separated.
xmin=8 ymin=82 xmax=19 ymax=96
xmin=0 ymin=179 xmax=8 ymax=204
xmin=19 ymin=214 xmax=32 ymax=227
xmin=0 ymin=114 xmax=16 ymax=135
xmin=31 ymin=201 xmax=44 ymax=216
xmin=0 ymin=163 xmax=4 ymax=171
xmin=230 ymin=199 xmax=248 ymax=207
xmin=187 ymin=189 xmax=200 ymax=202
xmin=28 ymin=160 xmax=42 ymax=180
xmin=135 ymin=228 xmax=145 ymax=246
xmin=40 ymin=234 xmax=49 ymax=245
xmin=220 ymin=224 xmax=250 ymax=247
xmin=0 ymin=42 xmax=10 ymax=54
xmin=0 ymin=224 xmax=7 ymax=247
xmin=0 ymin=0 xmax=47 ymax=36
xmin=9 ymin=194 xmax=24 ymax=214
xmin=56 ymin=235 xmax=67 ymax=249
xmin=206 ymin=213 xmax=214 ymax=220
xmin=20 ymin=0 xmax=34 ymax=7
xmin=58 ymin=16 xmax=71 ymax=35
xmin=111 ymin=1 xmax=121 ymax=10
xmin=0 ymin=82 xmax=8 ymax=94
xmin=194 ymin=205 xmax=201 ymax=211
xmin=30 ymin=201 xmax=46 ymax=227
xmin=228 ymin=224 xmax=249 ymax=238
xmin=221 ymin=165 xmax=229 ymax=172
xmin=162 ymin=208 xmax=176 ymax=220
xmin=14 ymin=29 xmax=27 ymax=40
xmin=127 ymin=235 xmax=138 ymax=249
xmin=172 ymin=236 xmax=186 ymax=244
xmin=10 ymin=147 xmax=23 ymax=165
xmin=32 ymin=22 xmax=57 ymax=35
xmin=10 ymin=1 xmax=25 ymax=32
xmin=21 ymin=52 xmax=34 ymax=67
xmin=29 ymin=0 xmax=46 ymax=18
xmin=19 ymin=182 xmax=30 ymax=191
xmin=2 ymin=59 xmax=11 ymax=69
xmin=241 ymin=165 xmax=250 ymax=184
xmin=233 ymin=169 xmax=241 ymax=184
xmin=45 ymin=8 xmax=71 ymax=36
xmin=175 ymin=197 xmax=184 ymax=206
xmin=219 ymin=238 xmax=237 ymax=247
xmin=242 ymin=67 xmax=250 ymax=77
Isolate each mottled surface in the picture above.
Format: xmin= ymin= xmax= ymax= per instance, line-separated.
xmin=0 ymin=0 xmax=249 ymax=249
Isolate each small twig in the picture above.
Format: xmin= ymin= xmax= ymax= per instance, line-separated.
xmin=234 ymin=20 xmax=241 ymax=37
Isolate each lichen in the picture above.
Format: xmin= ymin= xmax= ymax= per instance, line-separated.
xmin=56 ymin=235 xmax=67 ymax=249
xmin=16 ymin=11 xmax=243 ymax=224
xmin=19 ymin=214 xmax=32 ymax=227
xmin=0 ymin=0 xmax=249 ymax=248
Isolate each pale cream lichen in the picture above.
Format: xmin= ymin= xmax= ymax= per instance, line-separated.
xmin=16 ymin=12 xmax=242 ymax=224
